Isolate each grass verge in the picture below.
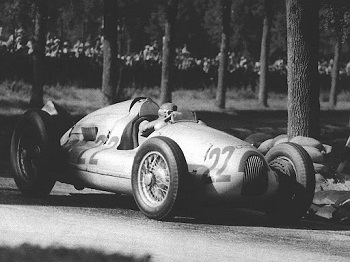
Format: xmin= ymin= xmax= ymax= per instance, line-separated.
xmin=2 ymin=81 xmax=350 ymax=116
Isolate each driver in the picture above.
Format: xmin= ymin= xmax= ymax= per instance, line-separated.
xmin=139 ymin=102 xmax=178 ymax=137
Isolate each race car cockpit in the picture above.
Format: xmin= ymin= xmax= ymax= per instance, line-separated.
xmin=117 ymin=98 xmax=198 ymax=150
xmin=117 ymin=98 xmax=159 ymax=150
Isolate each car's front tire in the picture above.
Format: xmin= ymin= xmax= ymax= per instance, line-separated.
xmin=265 ymin=142 xmax=315 ymax=223
xmin=132 ymin=136 xmax=188 ymax=220
xmin=10 ymin=110 xmax=56 ymax=197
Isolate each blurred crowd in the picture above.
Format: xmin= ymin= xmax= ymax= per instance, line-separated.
xmin=0 ymin=29 xmax=104 ymax=63
xmin=1 ymin=28 xmax=350 ymax=90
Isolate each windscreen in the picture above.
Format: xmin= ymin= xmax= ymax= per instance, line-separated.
xmin=170 ymin=110 xmax=197 ymax=123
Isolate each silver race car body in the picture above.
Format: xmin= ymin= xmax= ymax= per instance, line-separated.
xmin=10 ymin=97 xmax=315 ymax=221
xmin=60 ymin=98 xmax=276 ymax=201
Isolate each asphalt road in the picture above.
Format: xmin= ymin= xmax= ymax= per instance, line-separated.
xmin=1 ymin=110 xmax=350 ymax=261
xmin=1 ymin=177 xmax=350 ymax=261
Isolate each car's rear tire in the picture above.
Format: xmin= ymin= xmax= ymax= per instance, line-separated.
xmin=10 ymin=110 xmax=56 ymax=197
xmin=132 ymin=136 xmax=188 ymax=220
xmin=265 ymin=142 xmax=315 ymax=223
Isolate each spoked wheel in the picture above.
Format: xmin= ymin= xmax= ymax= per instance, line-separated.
xmin=138 ymin=151 xmax=170 ymax=205
xmin=265 ymin=142 xmax=315 ymax=223
xmin=132 ymin=136 xmax=188 ymax=220
xmin=10 ymin=110 xmax=56 ymax=197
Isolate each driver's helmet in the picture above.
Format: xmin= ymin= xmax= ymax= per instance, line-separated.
xmin=158 ymin=103 xmax=177 ymax=118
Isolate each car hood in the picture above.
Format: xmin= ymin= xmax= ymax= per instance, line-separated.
xmin=150 ymin=121 xmax=258 ymax=165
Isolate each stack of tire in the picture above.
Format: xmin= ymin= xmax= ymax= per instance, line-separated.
xmin=245 ymin=133 xmax=332 ymax=183
xmin=245 ymin=133 xmax=350 ymax=223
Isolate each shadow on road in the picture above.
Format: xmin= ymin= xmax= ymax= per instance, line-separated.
xmin=174 ymin=206 xmax=350 ymax=231
xmin=0 ymin=188 xmax=139 ymax=211
xmin=1 ymin=183 xmax=350 ymax=232
xmin=0 ymin=243 xmax=151 ymax=262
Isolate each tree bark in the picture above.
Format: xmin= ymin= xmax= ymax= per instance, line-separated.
xmin=102 ymin=0 xmax=119 ymax=105
xmin=30 ymin=0 xmax=48 ymax=109
xmin=329 ymin=34 xmax=342 ymax=109
xmin=286 ymin=0 xmax=320 ymax=139
xmin=160 ymin=0 xmax=178 ymax=104
xmin=215 ymin=0 xmax=232 ymax=109
xmin=258 ymin=0 xmax=274 ymax=108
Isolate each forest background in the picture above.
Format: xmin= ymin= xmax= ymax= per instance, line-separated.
xmin=0 ymin=0 xmax=347 ymax=60
xmin=0 ymin=0 xmax=350 ymax=114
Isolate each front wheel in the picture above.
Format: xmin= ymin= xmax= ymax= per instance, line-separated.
xmin=10 ymin=110 xmax=56 ymax=197
xmin=132 ymin=136 xmax=188 ymax=220
xmin=265 ymin=142 xmax=315 ymax=223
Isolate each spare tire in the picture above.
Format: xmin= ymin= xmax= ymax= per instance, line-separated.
xmin=10 ymin=110 xmax=56 ymax=197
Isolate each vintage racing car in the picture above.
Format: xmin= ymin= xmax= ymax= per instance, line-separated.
xmin=10 ymin=97 xmax=315 ymax=221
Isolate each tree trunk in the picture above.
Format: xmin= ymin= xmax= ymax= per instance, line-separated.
xmin=329 ymin=35 xmax=342 ymax=109
xmin=286 ymin=0 xmax=320 ymax=139
xmin=258 ymin=0 xmax=274 ymax=108
xmin=102 ymin=0 xmax=119 ymax=105
xmin=160 ymin=0 xmax=178 ymax=104
xmin=215 ymin=0 xmax=232 ymax=109
xmin=30 ymin=0 xmax=48 ymax=109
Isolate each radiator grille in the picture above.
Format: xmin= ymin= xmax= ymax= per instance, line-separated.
xmin=242 ymin=155 xmax=268 ymax=196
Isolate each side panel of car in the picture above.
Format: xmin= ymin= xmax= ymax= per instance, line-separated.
xmin=68 ymin=169 xmax=132 ymax=194
xmin=151 ymin=122 xmax=279 ymax=202
xmin=59 ymin=99 xmax=158 ymax=193
xmin=64 ymin=139 xmax=136 ymax=194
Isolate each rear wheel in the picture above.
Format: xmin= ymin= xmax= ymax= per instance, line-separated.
xmin=265 ymin=142 xmax=315 ymax=223
xmin=10 ymin=110 xmax=56 ymax=197
xmin=132 ymin=136 xmax=188 ymax=220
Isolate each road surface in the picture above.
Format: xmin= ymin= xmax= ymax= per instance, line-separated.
xmin=1 ymin=177 xmax=350 ymax=261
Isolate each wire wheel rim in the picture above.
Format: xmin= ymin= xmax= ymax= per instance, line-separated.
xmin=18 ymin=132 xmax=41 ymax=182
xmin=138 ymin=151 xmax=170 ymax=206
xmin=269 ymin=156 xmax=297 ymax=199
xmin=269 ymin=156 xmax=296 ymax=178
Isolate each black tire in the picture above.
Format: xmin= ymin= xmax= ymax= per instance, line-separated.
xmin=265 ymin=142 xmax=315 ymax=223
xmin=10 ymin=110 xmax=56 ymax=197
xmin=132 ymin=136 xmax=188 ymax=220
